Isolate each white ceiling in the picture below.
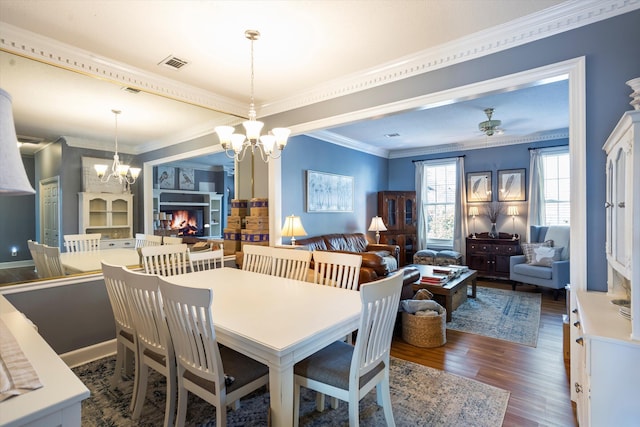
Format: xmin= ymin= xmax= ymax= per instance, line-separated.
xmin=0 ymin=0 xmax=590 ymax=159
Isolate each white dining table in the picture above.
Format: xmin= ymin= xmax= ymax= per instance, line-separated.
xmin=60 ymin=248 xmax=141 ymax=274
xmin=163 ymin=267 xmax=362 ymax=427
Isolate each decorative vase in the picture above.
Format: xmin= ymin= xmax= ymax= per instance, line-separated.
xmin=489 ymin=223 xmax=498 ymax=238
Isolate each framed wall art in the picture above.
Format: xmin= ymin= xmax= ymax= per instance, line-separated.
xmin=179 ymin=168 xmax=195 ymax=190
xmin=466 ymin=171 xmax=492 ymax=202
xmin=306 ymin=170 xmax=354 ymax=212
xmin=498 ymin=168 xmax=526 ymax=201
xmin=157 ymin=166 xmax=175 ymax=189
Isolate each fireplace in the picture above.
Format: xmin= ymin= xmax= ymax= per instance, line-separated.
xmin=164 ymin=208 xmax=205 ymax=237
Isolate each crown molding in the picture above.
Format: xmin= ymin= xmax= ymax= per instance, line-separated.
xmin=261 ymin=0 xmax=639 ymax=116
xmin=0 ymin=22 xmax=248 ymax=119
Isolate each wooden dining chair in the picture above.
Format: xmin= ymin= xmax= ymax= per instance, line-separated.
xmin=241 ymin=244 xmax=273 ymax=275
xmin=140 ymin=243 xmax=189 ymax=276
xmin=42 ymin=244 xmax=66 ymax=277
xmin=134 ymin=233 xmax=162 ymax=249
xmin=162 ymin=236 xmax=183 ymax=245
xmin=121 ymin=268 xmax=176 ymax=427
xmin=293 ymin=271 xmax=403 ymax=427
xmin=63 ymin=233 xmax=101 ymax=252
xmin=271 ymin=247 xmax=312 ymax=281
xmin=311 ymin=250 xmax=362 ymax=290
xmin=28 ymin=240 xmax=49 ymax=279
xmin=158 ymin=278 xmax=269 ymax=427
xmin=188 ymin=248 xmax=224 ymax=272
xmin=100 ymin=262 xmax=138 ymax=411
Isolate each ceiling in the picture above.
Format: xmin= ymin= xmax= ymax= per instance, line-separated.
xmin=0 ymin=0 xmax=576 ymax=160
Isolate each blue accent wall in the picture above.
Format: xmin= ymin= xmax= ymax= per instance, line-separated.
xmin=281 ymin=134 xmax=388 ymax=242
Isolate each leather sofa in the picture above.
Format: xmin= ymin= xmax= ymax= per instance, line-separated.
xmin=293 ymin=232 xmax=399 ymax=284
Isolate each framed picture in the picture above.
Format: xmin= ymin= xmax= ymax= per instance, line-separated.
xmin=306 ymin=170 xmax=354 ymax=212
xmin=498 ymin=168 xmax=526 ymax=201
xmin=179 ymin=168 xmax=195 ymax=190
xmin=157 ymin=166 xmax=175 ymax=189
xmin=466 ymin=171 xmax=492 ymax=202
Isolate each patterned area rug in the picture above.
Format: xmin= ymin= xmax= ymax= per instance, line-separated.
xmin=73 ymin=355 xmax=509 ymax=426
xmin=447 ymin=286 xmax=541 ymax=347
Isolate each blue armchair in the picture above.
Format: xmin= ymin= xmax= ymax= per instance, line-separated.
xmin=510 ymin=225 xmax=570 ymax=300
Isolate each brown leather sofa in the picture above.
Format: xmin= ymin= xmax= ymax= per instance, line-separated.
xmin=293 ymin=233 xmax=399 ymax=284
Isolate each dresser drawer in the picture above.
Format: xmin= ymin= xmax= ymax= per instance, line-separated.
xmin=495 ymin=244 xmax=521 ymax=255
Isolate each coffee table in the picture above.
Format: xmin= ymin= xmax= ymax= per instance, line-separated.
xmin=410 ymin=264 xmax=477 ymax=321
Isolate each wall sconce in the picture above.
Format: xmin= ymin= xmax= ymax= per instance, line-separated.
xmin=507 ymin=206 xmax=519 ymax=240
xmin=468 ymin=207 xmax=479 ymax=239
xmin=281 ymin=215 xmax=307 ymax=246
xmin=368 ymin=216 xmax=387 ymax=244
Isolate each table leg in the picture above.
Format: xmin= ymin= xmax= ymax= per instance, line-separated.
xmin=445 ymin=296 xmax=453 ymax=322
xmin=469 ymin=276 xmax=477 ymax=298
xmin=268 ymin=363 xmax=294 ymax=427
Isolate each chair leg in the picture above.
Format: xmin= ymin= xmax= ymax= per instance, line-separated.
xmin=111 ymin=342 xmax=124 ymax=389
xmin=553 ymin=289 xmax=560 ymax=301
xmin=175 ymin=383 xmax=189 ymax=427
xmin=293 ymin=383 xmax=301 ymax=427
xmin=132 ymin=364 xmax=149 ymax=420
xmin=378 ymin=377 xmax=396 ymax=427
xmin=315 ymin=392 xmax=325 ymax=412
xmin=164 ymin=367 xmax=176 ymax=427
xmin=511 ymin=281 xmax=517 ymax=291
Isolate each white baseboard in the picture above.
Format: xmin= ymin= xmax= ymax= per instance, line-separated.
xmin=60 ymin=339 xmax=116 ymax=368
xmin=0 ymin=260 xmax=35 ymax=269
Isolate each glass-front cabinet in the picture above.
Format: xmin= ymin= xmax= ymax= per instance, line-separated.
xmin=378 ymin=191 xmax=416 ymax=266
xmin=78 ymin=192 xmax=133 ymax=240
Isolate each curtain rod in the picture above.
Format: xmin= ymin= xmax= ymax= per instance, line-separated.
xmin=528 ymin=144 xmax=569 ymax=151
xmin=412 ymin=155 xmax=465 ymax=163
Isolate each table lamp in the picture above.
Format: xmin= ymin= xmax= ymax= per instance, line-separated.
xmin=281 ymin=215 xmax=307 ymax=246
xmin=469 ymin=206 xmax=479 ymax=238
xmin=368 ymin=216 xmax=387 ymax=244
xmin=508 ymin=206 xmax=519 ymax=239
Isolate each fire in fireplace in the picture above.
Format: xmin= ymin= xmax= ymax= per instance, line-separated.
xmin=166 ymin=209 xmax=205 ymax=236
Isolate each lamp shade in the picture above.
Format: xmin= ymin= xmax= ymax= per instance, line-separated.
xmin=0 ymin=88 xmax=36 ymax=195
xmin=368 ymin=216 xmax=387 ymax=232
xmin=508 ymin=206 xmax=519 ymax=216
xmin=281 ymin=215 xmax=307 ymax=237
xmin=468 ymin=207 xmax=479 ymax=216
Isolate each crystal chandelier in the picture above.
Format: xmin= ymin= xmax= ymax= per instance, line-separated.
xmin=215 ymin=30 xmax=290 ymax=162
xmin=94 ymin=109 xmax=140 ymax=185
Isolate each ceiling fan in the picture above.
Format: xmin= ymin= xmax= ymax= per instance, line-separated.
xmin=478 ymin=107 xmax=503 ymax=136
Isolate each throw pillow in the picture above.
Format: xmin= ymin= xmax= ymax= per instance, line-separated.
xmin=521 ymin=240 xmax=553 ymax=264
xmin=530 ymin=246 xmax=564 ymax=267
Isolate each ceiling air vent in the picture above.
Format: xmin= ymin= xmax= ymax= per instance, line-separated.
xmin=158 ymin=55 xmax=189 ymax=70
xmin=17 ymin=135 xmax=44 ymax=144
xmin=121 ymin=86 xmax=141 ymax=94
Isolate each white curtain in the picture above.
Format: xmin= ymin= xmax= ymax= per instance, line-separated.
xmin=528 ymin=146 xmax=569 ymax=240
xmin=414 ymin=157 xmax=466 ymax=254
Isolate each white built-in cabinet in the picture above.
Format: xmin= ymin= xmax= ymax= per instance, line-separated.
xmin=209 ymin=194 xmax=223 ymax=238
xmin=572 ymin=110 xmax=640 ymax=426
xmin=78 ymin=192 xmax=133 ymax=245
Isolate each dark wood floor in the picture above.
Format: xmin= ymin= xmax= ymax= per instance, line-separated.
xmin=0 ymin=266 xmax=38 ymax=286
xmin=391 ymin=280 xmax=577 ymax=427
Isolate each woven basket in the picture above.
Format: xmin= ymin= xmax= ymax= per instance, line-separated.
xmin=401 ymin=310 xmax=446 ymax=348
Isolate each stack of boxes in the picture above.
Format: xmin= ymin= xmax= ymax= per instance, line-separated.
xmin=242 ymin=198 xmax=270 ymax=249
xmin=223 ymin=198 xmax=270 ymax=255
xmin=223 ymin=199 xmax=248 ymax=255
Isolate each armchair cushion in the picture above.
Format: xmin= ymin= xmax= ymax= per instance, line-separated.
xmin=521 ymin=240 xmax=552 ymax=264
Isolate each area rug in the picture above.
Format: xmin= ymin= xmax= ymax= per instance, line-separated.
xmin=447 ymin=286 xmax=541 ymax=347
xmin=72 ymin=355 xmax=509 ymax=427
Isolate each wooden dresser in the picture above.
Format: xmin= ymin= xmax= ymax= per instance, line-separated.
xmin=466 ymin=232 xmax=521 ymax=279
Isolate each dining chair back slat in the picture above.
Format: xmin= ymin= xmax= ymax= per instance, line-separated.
xmin=311 ymin=250 xmax=362 ymax=290
xmin=28 ymin=240 xmax=49 ymax=278
xmin=101 ymin=262 xmax=138 ymax=410
xmin=242 ymin=244 xmax=273 ymax=275
xmin=140 ymin=243 xmax=189 ymax=276
xmin=63 ymin=233 xmax=101 ymax=252
xmin=42 ymin=244 xmax=66 ymax=277
xmin=188 ymin=248 xmax=224 ymax=272
xmin=162 ymin=236 xmax=183 ymax=245
xmin=158 ymin=278 xmax=269 ymax=427
xmin=271 ymin=247 xmax=312 ymax=281
xmin=293 ymin=271 xmax=403 ymax=427
xmin=135 ymin=233 xmax=163 ymax=249
xmin=121 ymin=268 xmax=176 ymax=427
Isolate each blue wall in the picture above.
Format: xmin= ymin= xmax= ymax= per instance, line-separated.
xmin=281 ymin=134 xmax=388 ymax=242
xmin=268 ymin=10 xmax=640 ymax=292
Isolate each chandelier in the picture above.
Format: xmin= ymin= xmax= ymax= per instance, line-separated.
xmin=94 ymin=109 xmax=140 ymax=185
xmin=478 ymin=108 xmax=502 ymax=136
xmin=215 ymin=30 xmax=290 ymax=163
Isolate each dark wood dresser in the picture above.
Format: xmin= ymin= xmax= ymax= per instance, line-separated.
xmin=466 ymin=232 xmax=522 ymax=279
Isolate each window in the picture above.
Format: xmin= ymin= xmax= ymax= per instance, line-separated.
xmin=542 ymin=150 xmax=570 ymax=225
xmin=423 ymin=160 xmax=458 ymax=245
